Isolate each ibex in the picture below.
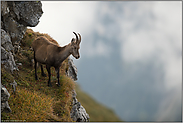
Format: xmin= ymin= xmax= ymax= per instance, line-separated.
xmin=32 ymin=32 xmax=81 ymax=87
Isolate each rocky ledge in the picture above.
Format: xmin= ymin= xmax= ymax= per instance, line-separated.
xmin=1 ymin=1 xmax=89 ymax=122
xmin=67 ymin=58 xmax=90 ymax=121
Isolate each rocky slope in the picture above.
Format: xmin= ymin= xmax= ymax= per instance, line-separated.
xmin=1 ymin=1 xmax=89 ymax=122
xmin=1 ymin=1 xmax=121 ymax=122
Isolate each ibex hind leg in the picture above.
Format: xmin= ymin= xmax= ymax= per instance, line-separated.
xmin=34 ymin=51 xmax=38 ymax=80
xmin=55 ymin=67 xmax=60 ymax=87
xmin=46 ymin=65 xmax=52 ymax=87
xmin=41 ymin=65 xmax=47 ymax=77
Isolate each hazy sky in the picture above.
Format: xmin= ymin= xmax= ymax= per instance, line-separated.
xmin=31 ymin=1 xmax=182 ymax=121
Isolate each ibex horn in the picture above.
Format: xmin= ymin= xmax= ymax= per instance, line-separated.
xmin=73 ymin=32 xmax=78 ymax=42
xmin=78 ymin=33 xmax=81 ymax=44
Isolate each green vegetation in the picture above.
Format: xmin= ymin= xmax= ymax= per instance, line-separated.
xmin=76 ymin=85 xmax=121 ymax=122
xmin=1 ymin=29 xmax=122 ymax=122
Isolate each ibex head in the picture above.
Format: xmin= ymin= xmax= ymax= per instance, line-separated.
xmin=70 ymin=32 xmax=81 ymax=59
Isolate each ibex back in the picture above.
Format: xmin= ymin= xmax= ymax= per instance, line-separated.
xmin=32 ymin=32 xmax=81 ymax=87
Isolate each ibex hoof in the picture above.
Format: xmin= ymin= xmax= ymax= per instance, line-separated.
xmin=42 ymin=74 xmax=47 ymax=77
xmin=56 ymin=82 xmax=60 ymax=87
xmin=48 ymin=84 xmax=52 ymax=87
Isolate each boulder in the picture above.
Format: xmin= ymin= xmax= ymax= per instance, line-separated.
xmin=1 ymin=29 xmax=14 ymax=52
xmin=70 ymin=90 xmax=90 ymax=122
xmin=66 ymin=58 xmax=78 ymax=81
xmin=2 ymin=1 xmax=43 ymax=43
xmin=12 ymin=1 xmax=43 ymax=27
xmin=1 ymin=84 xmax=12 ymax=113
xmin=1 ymin=47 xmax=18 ymax=73
xmin=3 ymin=15 xmax=27 ymax=44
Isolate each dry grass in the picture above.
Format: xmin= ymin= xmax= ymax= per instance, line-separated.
xmin=1 ymin=64 xmax=75 ymax=122
xmin=1 ymin=29 xmax=75 ymax=122
xmin=1 ymin=29 xmax=122 ymax=122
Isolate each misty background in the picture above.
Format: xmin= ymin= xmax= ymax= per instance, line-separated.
xmin=31 ymin=1 xmax=182 ymax=121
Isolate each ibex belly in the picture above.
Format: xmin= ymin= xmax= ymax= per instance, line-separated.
xmin=35 ymin=48 xmax=48 ymax=64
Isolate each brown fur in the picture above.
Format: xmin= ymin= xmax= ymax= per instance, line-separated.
xmin=32 ymin=32 xmax=81 ymax=87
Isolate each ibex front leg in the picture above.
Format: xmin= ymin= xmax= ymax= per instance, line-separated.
xmin=34 ymin=52 xmax=38 ymax=80
xmin=55 ymin=67 xmax=60 ymax=87
xmin=41 ymin=65 xmax=46 ymax=77
xmin=46 ymin=65 xmax=52 ymax=87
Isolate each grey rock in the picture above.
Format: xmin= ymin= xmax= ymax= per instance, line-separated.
xmin=1 ymin=47 xmax=9 ymax=60
xmin=1 ymin=47 xmax=18 ymax=73
xmin=1 ymin=1 xmax=43 ymax=117
xmin=3 ymin=15 xmax=27 ymax=44
xmin=65 ymin=58 xmax=89 ymax=121
xmin=14 ymin=42 xmax=22 ymax=54
xmin=1 ymin=1 xmax=9 ymax=16
xmin=70 ymin=90 xmax=90 ymax=122
xmin=66 ymin=57 xmax=78 ymax=81
xmin=1 ymin=84 xmax=12 ymax=113
xmin=2 ymin=1 xmax=43 ymax=44
xmin=1 ymin=29 xmax=14 ymax=52
xmin=16 ymin=63 xmax=22 ymax=66
xmin=12 ymin=1 xmax=43 ymax=27
xmin=10 ymin=80 xmax=17 ymax=94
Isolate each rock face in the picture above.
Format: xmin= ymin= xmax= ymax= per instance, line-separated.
xmin=1 ymin=1 xmax=43 ymax=73
xmin=1 ymin=29 xmax=18 ymax=73
xmin=66 ymin=58 xmax=78 ymax=81
xmin=1 ymin=1 xmax=43 ymax=44
xmin=1 ymin=1 xmax=43 ymax=114
xmin=1 ymin=46 xmax=18 ymax=73
xmin=70 ymin=90 xmax=90 ymax=122
xmin=1 ymin=2 xmax=89 ymax=122
xmin=1 ymin=85 xmax=11 ymax=113
xmin=67 ymin=57 xmax=90 ymax=122
xmin=1 ymin=29 xmax=14 ymax=52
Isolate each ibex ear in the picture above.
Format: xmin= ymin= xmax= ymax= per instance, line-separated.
xmin=71 ymin=38 xmax=75 ymax=45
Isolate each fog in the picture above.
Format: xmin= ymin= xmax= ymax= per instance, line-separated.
xmin=31 ymin=1 xmax=182 ymax=121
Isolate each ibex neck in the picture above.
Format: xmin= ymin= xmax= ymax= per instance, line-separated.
xmin=58 ymin=43 xmax=72 ymax=63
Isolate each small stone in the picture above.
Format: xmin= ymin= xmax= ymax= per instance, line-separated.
xmin=16 ymin=63 xmax=22 ymax=66
xmin=1 ymin=84 xmax=12 ymax=113
xmin=10 ymin=80 xmax=17 ymax=93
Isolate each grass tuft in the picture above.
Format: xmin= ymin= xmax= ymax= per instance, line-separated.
xmin=1 ymin=29 xmax=122 ymax=122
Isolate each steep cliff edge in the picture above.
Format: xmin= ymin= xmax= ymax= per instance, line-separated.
xmin=1 ymin=28 xmax=121 ymax=122
xmin=1 ymin=1 xmax=43 ymax=114
xmin=1 ymin=1 xmax=89 ymax=121
xmin=1 ymin=1 xmax=121 ymax=122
